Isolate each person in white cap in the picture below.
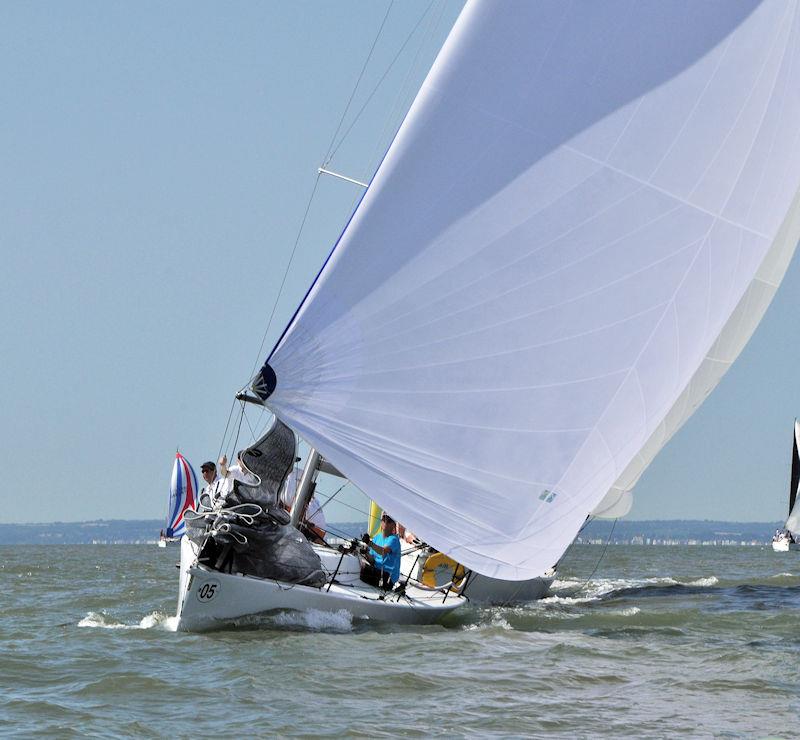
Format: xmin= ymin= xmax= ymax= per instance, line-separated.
xmin=207 ymin=451 xmax=259 ymax=510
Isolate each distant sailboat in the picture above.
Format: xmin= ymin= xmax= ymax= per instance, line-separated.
xmin=160 ymin=452 xmax=198 ymax=547
xmin=175 ymin=1 xmax=800 ymax=629
xmin=773 ymin=421 xmax=800 ymax=552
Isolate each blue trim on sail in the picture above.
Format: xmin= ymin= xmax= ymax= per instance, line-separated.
xmin=265 ymin=186 xmax=369 ymax=365
xmin=265 ymin=83 xmax=425 ymax=365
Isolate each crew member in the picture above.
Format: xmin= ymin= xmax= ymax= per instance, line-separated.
xmin=199 ymin=461 xmax=219 ymax=510
xmin=206 ymin=452 xmax=259 ymax=510
xmin=362 ymin=514 xmax=401 ymax=588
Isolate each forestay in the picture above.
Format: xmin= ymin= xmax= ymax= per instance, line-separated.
xmin=257 ymin=1 xmax=800 ymax=579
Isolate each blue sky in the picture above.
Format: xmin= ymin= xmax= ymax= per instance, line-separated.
xmin=2 ymin=0 xmax=798 ymax=526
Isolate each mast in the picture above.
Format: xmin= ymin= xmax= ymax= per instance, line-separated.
xmin=290 ymin=449 xmax=321 ymax=529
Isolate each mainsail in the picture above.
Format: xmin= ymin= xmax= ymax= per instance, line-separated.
xmin=256 ymin=1 xmax=800 ymax=579
xmin=785 ymin=420 xmax=800 ymax=534
xmin=166 ymin=452 xmax=198 ymax=539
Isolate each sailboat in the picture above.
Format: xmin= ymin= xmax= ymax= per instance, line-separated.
xmin=175 ymin=1 xmax=800 ymax=629
xmin=160 ymin=452 xmax=198 ymax=547
xmin=772 ymin=420 xmax=800 ymax=552
xmin=176 ymin=420 xmax=467 ymax=630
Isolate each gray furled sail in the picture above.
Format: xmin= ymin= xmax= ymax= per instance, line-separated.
xmin=188 ymin=418 xmax=325 ymax=588
xmin=254 ymin=1 xmax=800 ymax=579
xmin=235 ymin=418 xmax=297 ymax=508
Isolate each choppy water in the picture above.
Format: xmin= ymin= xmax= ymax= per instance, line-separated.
xmin=1 ymin=544 xmax=799 ymax=737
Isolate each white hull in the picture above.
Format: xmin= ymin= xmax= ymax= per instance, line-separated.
xmin=175 ymin=537 xmax=464 ymax=631
xmin=466 ymin=573 xmax=553 ymax=604
xmin=772 ymin=540 xmax=800 ymax=552
xmin=400 ymin=549 xmax=553 ymax=605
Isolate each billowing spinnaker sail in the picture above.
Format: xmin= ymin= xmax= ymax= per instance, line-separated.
xmin=167 ymin=453 xmax=197 ymax=538
xmin=785 ymin=420 xmax=800 ymax=533
xmin=261 ymin=1 xmax=800 ymax=579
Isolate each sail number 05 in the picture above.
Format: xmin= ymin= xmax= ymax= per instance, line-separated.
xmin=196 ymin=579 xmax=221 ymax=603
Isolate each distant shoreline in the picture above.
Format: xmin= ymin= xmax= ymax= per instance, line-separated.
xmin=0 ymin=518 xmax=783 ymax=546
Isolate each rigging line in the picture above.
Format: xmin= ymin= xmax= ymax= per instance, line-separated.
xmin=322 ymin=0 xmax=395 ymax=166
xmin=364 ymin=0 xmax=445 ymax=179
xmin=245 ymin=400 xmax=278 ymax=445
xmin=241 ymin=405 xmax=257 ymax=442
xmin=321 ymin=523 xmax=362 ymax=541
xmin=315 ymin=493 xmax=372 ymax=520
xmin=245 ymin=3 xmax=410 ymax=383
xmin=262 ymin=411 xmax=278 ymax=436
xmin=228 ymin=402 xmax=247 ymax=461
xmin=324 ymin=0 xmax=437 ymax=167
xmin=221 ymin=403 xmax=242 ymax=461
xmin=216 ymin=398 xmax=238 ymax=463
xmin=584 ymin=518 xmax=618 ymax=589
xmin=316 ymin=482 xmax=350 ymax=511
xmin=247 ymin=172 xmax=322 ymax=381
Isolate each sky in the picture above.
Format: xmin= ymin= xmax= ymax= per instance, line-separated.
xmin=2 ymin=0 xmax=799 ymax=527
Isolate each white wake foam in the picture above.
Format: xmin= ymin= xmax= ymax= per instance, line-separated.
xmin=78 ymin=611 xmax=178 ymax=631
xmin=548 ymin=574 xmax=719 ymax=605
xmin=539 ymin=594 xmax=597 ymax=606
xmin=269 ymin=608 xmax=354 ymax=633
xmin=686 ymin=576 xmax=718 ymax=587
xmin=463 ymin=615 xmax=513 ymax=631
xmin=612 ymin=606 xmax=641 ymax=616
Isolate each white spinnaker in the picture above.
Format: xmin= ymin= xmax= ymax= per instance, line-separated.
xmin=599 ymin=186 xmax=800 ymax=518
xmin=264 ymin=1 xmax=800 ymax=579
xmin=785 ymin=420 xmax=800 ymax=533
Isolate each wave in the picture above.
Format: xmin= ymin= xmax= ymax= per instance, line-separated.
xmin=610 ymin=606 xmax=641 ymax=616
xmin=463 ymin=614 xmax=513 ymax=631
xmin=539 ymin=594 xmax=597 ymax=607
xmin=549 ymin=574 xmax=723 ymax=603
xmin=686 ymin=576 xmax=718 ymax=587
xmin=78 ymin=611 xmax=178 ymax=631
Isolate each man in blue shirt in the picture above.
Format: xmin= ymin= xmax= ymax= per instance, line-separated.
xmin=362 ymin=514 xmax=402 ymax=588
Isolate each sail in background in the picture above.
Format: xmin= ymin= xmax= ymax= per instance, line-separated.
xmin=785 ymin=421 xmax=800 ymax=534
xmin=368 ymin=501 xmax=383 ymax=538
xmin=166 ymin=453 xmax=197 ymax=539
xmin=258 ymin=1 xmax=800 ymax=579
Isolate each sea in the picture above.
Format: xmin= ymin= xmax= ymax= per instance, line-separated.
xmin=1 ymin=543 xmax=798 ymax=738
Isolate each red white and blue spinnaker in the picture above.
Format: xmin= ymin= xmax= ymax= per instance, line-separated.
xmin=166 ymin=452 xmax=198 ymax=538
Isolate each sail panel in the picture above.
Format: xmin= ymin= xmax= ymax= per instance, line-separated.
xmin=265 ymin=1 xmax=800 ymax=579
xmin=607 ymin=184 xmax=800 ymax=508
xmin=591 ymin=488 xmax=633 ymax=520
